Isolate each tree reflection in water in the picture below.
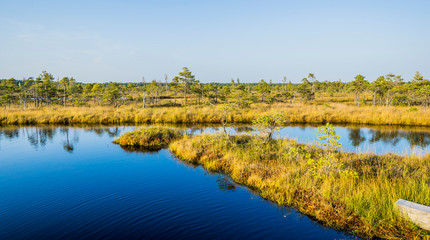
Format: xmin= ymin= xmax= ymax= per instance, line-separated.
xmin=26 ymin=127 xmax=56 ymax=149
xmin=106 ymin=127 xmax=120 ymax=138
xmin=348 ymin=128 xmax=366 ymax=147
xmin=405 ymin=131 xmax=430 ymax=148
xmin=1 ymin=129 xmax=19 ymax=139
xmin=235 ymin=126 xmax=253 ymax=134
xmin=216 ymin=175 xmax=236 ymax=192
xmin=60 ymin=128 xmax=79 ymax=153
xmin=365 ymin=128 xmax=430 ymax=148
xmin=2 ymin=125 xmax=430 ymax=155
xmin=368 ymin=129 xmax=401 ymax=146
xmin=188 ymin=127 xmax=204 ymax=135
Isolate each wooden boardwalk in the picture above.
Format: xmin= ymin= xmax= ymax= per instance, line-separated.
xmin=395 ymin=199 xmax=430 ymax=231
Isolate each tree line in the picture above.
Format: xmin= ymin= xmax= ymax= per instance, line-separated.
xmin=1 ymin=67 xmax=429 ymax=110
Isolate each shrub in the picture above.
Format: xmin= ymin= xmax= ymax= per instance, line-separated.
xmin=407 ymin=107 xmax=419 ymax=112
xmin=308 ymin=123 xmax=358 ymax=179
xmin=252 ymin=112 xmax=286 ymax=141
xmin=219 ymin=103 xmax=237 ymax=135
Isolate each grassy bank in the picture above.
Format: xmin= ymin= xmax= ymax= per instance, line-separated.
xmin=169 ymin=134 xmax=430 ymax=239
xmin=2 ymin=103 xmax=430 ymax=126
xmin=113 ymin=127 xmax=182 ymax=149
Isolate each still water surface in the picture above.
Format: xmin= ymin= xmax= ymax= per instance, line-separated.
xmin=0 ymin=126 xmax=362 ymax=240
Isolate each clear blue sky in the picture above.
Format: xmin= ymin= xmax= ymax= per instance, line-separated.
xmin=1 ymin=0 xmax=429 ymax=83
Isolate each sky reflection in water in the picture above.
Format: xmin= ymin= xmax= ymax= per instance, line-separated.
xmin=0 ymin=126 xmax=359 ymax=240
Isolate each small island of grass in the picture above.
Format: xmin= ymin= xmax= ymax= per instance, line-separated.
xmin=113 ymin=127 xmax=182 ymax=149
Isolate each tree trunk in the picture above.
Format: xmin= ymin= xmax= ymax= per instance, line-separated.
xmin=45 ymin=86 xmax=48 ymax=106
xmin=156 ymin=84 xmax=159 ymax=106
xmin=355 ymin=92 xmax=360 ymax=107
xmin=64 ymin=86 xmax=67 ymax=107
xmin=184 ymin=82 xmax=187 ymax=105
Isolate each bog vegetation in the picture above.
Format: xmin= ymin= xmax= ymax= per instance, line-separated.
xmin=109 ymin=119 xmax=430 ymax=239
xmin=113 ymin=127 xmax=181 ymax=149
xmin=2 ymin=68 xmax=430 ymax=126
xmin=169 ymin=124 xmax=430 ymax=240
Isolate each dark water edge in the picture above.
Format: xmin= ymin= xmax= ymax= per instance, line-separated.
xmin=0 ymin=126 xmax=359 ymax=240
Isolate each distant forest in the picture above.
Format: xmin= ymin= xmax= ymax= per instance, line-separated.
xmin=1 ymin=67 xmax=429 ymax=109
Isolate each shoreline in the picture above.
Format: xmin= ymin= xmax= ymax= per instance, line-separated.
xmin=168 ymin=133 xmax=429 ymax=239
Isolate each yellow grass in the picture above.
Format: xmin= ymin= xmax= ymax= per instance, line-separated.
xmin=113 ymin=127 xmax=182 ymax=149
xmin=169 ymin=134 xmax=430 ymax=239
xmin=2 ymin=103 xmax=430 ymax=126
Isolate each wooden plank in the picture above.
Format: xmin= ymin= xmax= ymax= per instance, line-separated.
xmin=395 ymin=199 xmax=430 ymax=231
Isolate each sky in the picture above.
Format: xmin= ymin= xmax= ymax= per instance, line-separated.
xmin=1 ymin=0 xmax=429 ymax=83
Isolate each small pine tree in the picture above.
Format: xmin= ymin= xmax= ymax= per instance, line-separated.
xmin=308 ymin=123 xmax=357 ymax=179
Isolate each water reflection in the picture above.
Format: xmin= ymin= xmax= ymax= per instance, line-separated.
xmin=348 ymin=129 xmax=365 ymax=147
xmin=216 ymin=175 xmax=237 ymax=192
xmin=0 ymin=128 xmax=358 ymax=240
xmin=0 ymin=126 xmax=128 ymax=153
xmin=26 ymin=128 xmax=55 ymax=149
xmin=351 ymin=127 xmax=430 ymax=148
xmin=119 ymin=145 xmax=164 ymax=153
xmin=235 ymin=126 xmax=253 ymax=134
xmin=188 ymin=127 xmax=204 ymax=135
xmin=60 ymin=128 xmax=79 ymax=153
xmin=2 ymin=124 xmax=430 ymax=155
xmin=2 ymin=128 xmax=19 ymax=139
xmin=367 ymin=129 xmax=400 ymax=146
xmin=405 ymin=132 xmax=430 ymax=148
xmin=83 ymin=126 xmax=121 ymax=138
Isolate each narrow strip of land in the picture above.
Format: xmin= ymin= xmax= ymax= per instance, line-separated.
xmin=169 ymin=133 xmax=429 ymax=239
xmin=2 ymin=103 xmax=430 ymax=126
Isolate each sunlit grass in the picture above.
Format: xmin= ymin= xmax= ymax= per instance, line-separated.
xmin=113 ymin=127 xmax=181 ymax=149
xmin=169 ymin=134 xmax=430 ymax=239
xmin=3 ymin=103 xmax=430 ymax=126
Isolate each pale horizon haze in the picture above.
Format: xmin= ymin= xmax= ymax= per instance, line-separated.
xmin=1 ymin=0 xmax=429 ymax=83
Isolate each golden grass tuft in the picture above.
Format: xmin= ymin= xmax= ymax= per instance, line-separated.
xmin=113 ymin=127 xmax=182 ymax=149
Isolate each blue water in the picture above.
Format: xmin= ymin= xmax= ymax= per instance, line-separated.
xmin=0 ymin=126 xmax=358 ymax=240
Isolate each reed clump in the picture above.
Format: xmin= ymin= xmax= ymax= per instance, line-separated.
xmin=113 ymin=127 xmax=182 ymax=149
xmin=4 ymin=103 xmax=430 ymax=126
xmin=169 ymin=134 xmax=430 ymax=239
